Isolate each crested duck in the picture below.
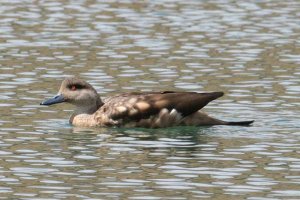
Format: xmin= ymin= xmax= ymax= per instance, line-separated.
xmin=40 ymin=77 xmax=254 ymax=128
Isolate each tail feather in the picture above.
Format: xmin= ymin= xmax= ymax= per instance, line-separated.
xmin=226 ymin=120 xmax=254 ymax=126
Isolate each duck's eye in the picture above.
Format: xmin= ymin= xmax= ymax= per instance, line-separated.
xmin=71 ymin=85 xmax=76 ymax=91
xmin=69 ymin=84 xmax=84 ymax=91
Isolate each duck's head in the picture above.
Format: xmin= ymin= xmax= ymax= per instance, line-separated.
xmin=40 ymin=77 xmax=103 ymax=113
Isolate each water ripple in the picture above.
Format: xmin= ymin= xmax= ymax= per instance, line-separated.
xmin=0 ymin=0 xmax=300 ymax=199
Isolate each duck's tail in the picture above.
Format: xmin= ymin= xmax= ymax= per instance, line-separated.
xmin=225 ymin=120 xmax=254 ymax=126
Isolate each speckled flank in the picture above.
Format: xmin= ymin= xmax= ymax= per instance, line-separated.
xmin=123 ymin=108 xmax=183 ymax=128
xmin=41 ymin=77 xmax=254 ymax=128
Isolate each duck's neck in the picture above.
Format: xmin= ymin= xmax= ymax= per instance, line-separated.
xmin=69 ymin=98 xmax=104 ymax=127
xmin=75 ymin=105 xmax=98 ymax=115
xmin=75 ymin=97 xmax=104 ymax=115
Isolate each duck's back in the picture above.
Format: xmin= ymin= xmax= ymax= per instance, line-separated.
xmin=94 ymin=91 xmax=224 ymax=128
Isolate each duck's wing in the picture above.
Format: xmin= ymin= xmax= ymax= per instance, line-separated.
xmin=95 ymin=91 xmax=224 ymax=125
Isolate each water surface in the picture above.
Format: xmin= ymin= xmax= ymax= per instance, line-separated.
xmin=0 ymin=0 xmax=300 ymax=199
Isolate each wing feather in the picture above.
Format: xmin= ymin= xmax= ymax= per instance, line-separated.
xmin=95 ymin=91 xmax=224 ymax=126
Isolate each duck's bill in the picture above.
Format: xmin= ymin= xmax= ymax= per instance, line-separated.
xmin=40 ymin=94 xmax=65 ymax=105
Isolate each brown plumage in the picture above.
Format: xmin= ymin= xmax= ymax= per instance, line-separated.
xmin=40 ymin=77 xmax=254 ymax=128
